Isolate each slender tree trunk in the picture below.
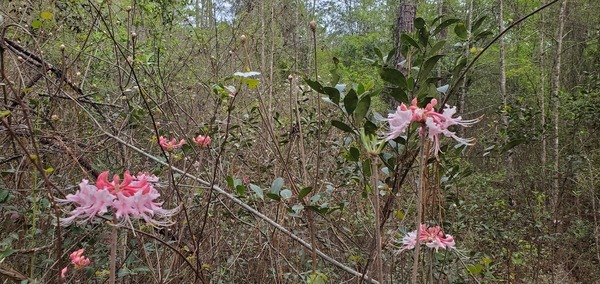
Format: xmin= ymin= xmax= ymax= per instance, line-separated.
xmin=552 ymin=0 xmax=567 ymax=219
xmin=551 ymin=2 xmax=567 ymax=280
xmin=458 ymin=0 xmax=473 ymax=137
xmin=499 ymin=0 xmax=514 ymax=209
xmin=539 ymin=0 xmax=547 ymax=179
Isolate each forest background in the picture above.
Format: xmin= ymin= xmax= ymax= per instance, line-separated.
xmin=0 ymin=0 xmax=599 ymax=283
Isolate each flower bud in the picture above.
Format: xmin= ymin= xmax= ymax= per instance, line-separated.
xmin=60 ymin=44 xmax=65 ymax=51
xmin=309 ymin=20 xmax=317 ymax=31
xmin=240 ymin=34 xmax=247 ymax=44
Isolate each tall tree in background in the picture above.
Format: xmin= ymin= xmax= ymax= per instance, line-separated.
xmin=551 ymin=0 xmax=567 ymax=219
xmin=394 ymin=0 xmax=417 ymax=72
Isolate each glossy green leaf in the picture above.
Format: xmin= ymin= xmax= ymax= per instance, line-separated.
xmin=432 ymin=18 xmax=460 ymax=35
xmin=364 ymin=120 xmax=377 ymax=135
xmin=331 ymin=120 xmax=355 ymax=134
xmin=348 ymin=147 xmax=360 ymax=162
xmin=414 ymin=17 xmax=426 ymax=30
xmin=343 ymin=89 xmax=358 ymax=114
xmin=236 ymin=185 xmax=246 ymax=196
xmin=454 ymin=23 xmax=468 ymax=39
xmin=400 ymin=33 xmax=421 ymax=50
xmin=428 ymin=40 xmax=446 ymax=56
xmin=266 ymin=193 xmax=281 ymax=201
xmin=472 ymin=16 xmax=487 ymax=32
xmin=305 ymin=79 xmax=324 ymax=94
xmin=373 ymin=47 xmax=383 ymax=61
xmin=379 ymin=67 xmax=407 ymax=88
xmin=419 ymin=55 xmax=444 ymax=83
xmin=363 ymin=159 xmax=372 ymax=178
xmin=323 ymin=86 xmax=340 ymax=105
xmin=389 ymin=87 xmax=408 ymax=104
xmin=298 ymin=186 xmax=313 ymax=199
xmin=354 ymin=95 xmax=371 ymax=123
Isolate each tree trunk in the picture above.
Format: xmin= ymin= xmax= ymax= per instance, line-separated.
xmin=394 ymin=0 xmax=417 ymax=71
xmin=539 ymin=0 xmax=547 ymax=180
xmin=457 ymin=0 xmax=473 ymax=137
xmin=552 ymin=0 xmax=567 ymax=219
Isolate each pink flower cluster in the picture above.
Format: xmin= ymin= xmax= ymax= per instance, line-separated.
xmin=57 ymin=171 xmax=177 ymax=227
xmin=397 ymin=224 xmax=456 ymax=253
xmin=61 ymin=248 xmax=90 ymax=278
xmin=386 ymin=98 xmax=478 ymax=155
xmin=159 ymin=136 xmax=185 ymax=152
xmin=192 ymin=134 xmax=211 ymax=148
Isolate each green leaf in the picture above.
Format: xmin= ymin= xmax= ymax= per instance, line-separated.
xmin=323 ymin=86 xmax=340 ymax=105
xmin=419 ymin=55 xmax=444 ymax=83
xmin=266 ymin=193 xmax=281 ymax=201
xmin=385 ymin=48 xmax=396 ymax=64
xmin=379 ymin=67 xmax=406 ymax=88
xmin=298 ymin=187 xmax=313 ymax=199
xmin=40 ymin=11 xmax=53 ymax=20
xmin=305 ymin=79 xmax=324 ymax=94
xmin=236 ymin=185 xmax=246 ymax=196
xmin=343 ymin=89 xmax=358 ymax=114
xmin=241 ymin=78 xmax=259 ymax=90
xmin=428 ymin=40 xmax=446 ymax=56
xmin=454 ymin=23 xmax=468 ymax=39
xmin=348 ymin=147 xmax=360 ymax=162
xmin=331 ymin=120 xmax=355 ymax=134
xmin=432 ymin=18 xmax=460 ymax=35
xmin=0 ymin=190 xmax=9 ymax=203
xmin=363 ymin=159 xmax=372 ymax=178
xmin=364 ymin=120 xmax=377 ymax=135
xmin=271 ymin=177 xmax=284 ymax=193
xmin=475 ymin=30 xmax=494 ymax=41
xmin=308 ymin=272 xmax=328 ymax=284
xmin=373 ymin=47 xmax=383 ymax=61
xmin=330 ymin=57 xmax=340 ymax=86
xmin=389 ymin=87 xmax=408 ymax=104
xmin=249 ymin=184 xmax=264 ymax=200
xmin=354 ymin=95 xmax=371 ymax=123
xmin=452 ymin=56 xmax=467 ymax=79
xmin=0 ymin=248 xmax=15 ymax=262
xmin=414 ymin=17 xmax=426 ymax=30
xmin=400 ymin=33 xmax=421 ymax=50
xmin=472 ymin=16 xmax=487 ymax=32
xmin=0 ymin=110 xmax=11 ymax=118
xmin=31 ymin=20 xmax=42 ymax=29
xmin=280 ymin=189 xmax=292 ymax=199
xmin=467 ymin=264 xmax=483 ymax=274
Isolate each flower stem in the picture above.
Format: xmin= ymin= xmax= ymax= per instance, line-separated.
xmin=109 ymin=224 xmax=117 ymax=284
xmin=372 ymin=156 xmax=383 ymax=281
xmin=412 ymin=133 xmax=427 ymax=284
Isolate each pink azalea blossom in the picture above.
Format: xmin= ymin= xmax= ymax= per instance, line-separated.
xmin=159 ymin=136 xmax=185 ymax=152
xmin=69 ymin=248 xmax=90 ymax=269
xmin=397 ymin=224 xmax=456 ymax=253
xmin=61 ymin=267 xmax=68 ymax=278
xmin=56 ymin=180 xmax=115 ymax=225
xmin=97 ymin=171 xmax=151 ymax=197
xmin=136 ymin=171 xmax=159 ymax=183
xmin=385 ymin=98 xmax=479 ymax=155
xmin=192 ymin=135 xmax=211 ymax=148
xmin=58 ymin=171 xmax=178 ymax=227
